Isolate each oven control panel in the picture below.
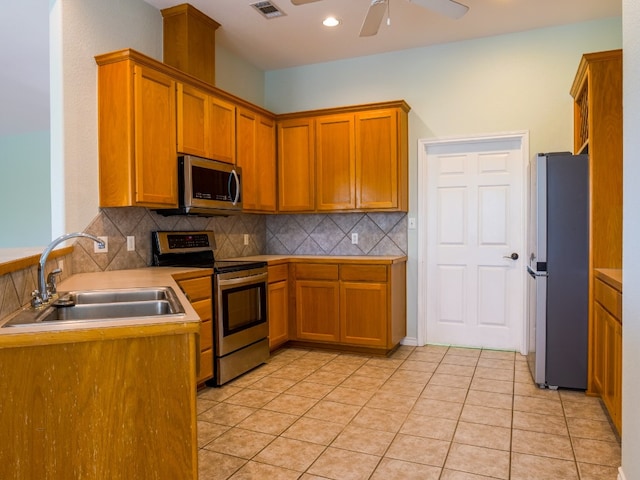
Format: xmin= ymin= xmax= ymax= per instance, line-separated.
xmin=152 ymin=231 xmax=216 ymax=256
xmin=167 ymin=233 xmax=211 ymax=250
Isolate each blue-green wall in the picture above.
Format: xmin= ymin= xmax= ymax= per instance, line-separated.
xmin=0 ymin=131 xmax=51 ymax=247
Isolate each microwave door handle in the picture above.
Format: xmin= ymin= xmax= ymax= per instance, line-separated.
xmin=228 ymin=169 xmax=240 ymax=205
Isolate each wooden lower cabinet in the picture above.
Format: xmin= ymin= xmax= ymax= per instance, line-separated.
xmin=268 ymin=264 xmax=289 ymax=349
xmin=175 ymin=272 xmax=214 ymax=384
xmin=592 ymin=272 xmax=622 ymax=433
xmin=341 ymin=281 xmax=387 ymax=347
xmin=290 ymin=260 xmax=406 ymax=354
xmin=296 ymin=280 xmax=341 ymax=342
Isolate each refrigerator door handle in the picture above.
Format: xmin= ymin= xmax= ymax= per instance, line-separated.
xmin=527 ymin=265 xmax=548 ymax=278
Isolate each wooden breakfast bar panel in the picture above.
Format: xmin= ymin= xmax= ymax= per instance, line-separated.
xmin=0 ymin=267 xmax=207 ymax=480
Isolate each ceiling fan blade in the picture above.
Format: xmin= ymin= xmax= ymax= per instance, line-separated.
xmin=359 ymin=0 xmax=388 ymax=37
xmin=411 ymin=0 xmax=469 ymax=19
xmin=290 ymin=0 xmax=323 ymax=5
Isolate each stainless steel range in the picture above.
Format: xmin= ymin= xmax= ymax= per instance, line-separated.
xmin=152 ymin=231 xmax=269 ymax=386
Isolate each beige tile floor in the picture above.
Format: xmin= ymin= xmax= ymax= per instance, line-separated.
xmin=196 ymin=345 xmax=621 ymax=479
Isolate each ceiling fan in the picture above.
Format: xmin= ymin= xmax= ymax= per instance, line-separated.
xmin=290 ymin=0 xmax=469 ymax=37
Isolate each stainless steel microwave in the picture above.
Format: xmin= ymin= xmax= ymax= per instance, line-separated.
xmin=157 ymin=155 xmax=242 ymax=216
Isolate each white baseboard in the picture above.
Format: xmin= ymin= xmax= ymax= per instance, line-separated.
xmin=400 ymin=337 xmax=418 ymax=346
xmin=618 ymin=466 xmax=626 ymax=480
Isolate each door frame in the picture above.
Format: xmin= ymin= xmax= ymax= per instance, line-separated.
xmin=416 ymin=131 xmax=530 ymax=353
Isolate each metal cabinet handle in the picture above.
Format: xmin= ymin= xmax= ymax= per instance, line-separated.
xmin=503 ymin=253 xmax=519 ymax=260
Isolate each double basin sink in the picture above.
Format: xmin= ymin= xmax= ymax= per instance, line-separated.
xmin=3 ymin=286 xmax=185 ymax=327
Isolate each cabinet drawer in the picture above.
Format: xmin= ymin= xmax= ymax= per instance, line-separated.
xmin=595 ymin=278 xmax=622 ymax=320
xmin=340 ymin=264 xmax=387 ymax=282
xmin=295 ymin=263 xmax=339 ymax=280
xmin=177 ymin=276 xmax=212 ymax=302
xmin=200 ymin=319 xmax=213 ymax=351
xmin=192 ymin=298 xmax=212 ymax=322
xmin=268 ymin=264 xmax=289 ymax=283
xmin=198 ymin=348 xmax=214 ymax=382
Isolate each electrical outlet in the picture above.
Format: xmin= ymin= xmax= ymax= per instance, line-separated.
xmin=243 ymin=234 xmax=250 ymax=246
xmin=94 ymin=236 xmax=108 ymax=253
xmin=408 ymin=217 xmax=417 ymax=230
xmin=351 ymin=233 xmax=358 ymax=245
xmin=126 ymin=236 xmax=135 ymax=251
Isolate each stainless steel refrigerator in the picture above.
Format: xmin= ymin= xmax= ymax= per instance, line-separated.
xmin=527 ymin=152 xmax=589 ymax=389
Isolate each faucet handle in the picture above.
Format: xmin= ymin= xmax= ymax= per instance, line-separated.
xmin=47 ymin=268 xmax=63 ymax=296
xmin=31 ymin=290 xmax=43 ymax=309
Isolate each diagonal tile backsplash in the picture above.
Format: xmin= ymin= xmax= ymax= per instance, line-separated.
xmin=71 ymin=208 xmax=267 ymax=273
xmin=1 ymin=209 xmax=406 ymax=315
xmin=266 ymin=213 xmax=407 ymax=256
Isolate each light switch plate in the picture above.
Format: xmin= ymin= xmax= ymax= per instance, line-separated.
xmin=126 ymin=236 xmax=135 ymax=251
xmin=408 ymin=217 xmax=417 ymax=230
xmin=351 ymin=233 xmax=358 ymax=244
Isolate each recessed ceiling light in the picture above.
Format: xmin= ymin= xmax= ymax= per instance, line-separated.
xmin=322 ymin=16 xmax=341 ymax=27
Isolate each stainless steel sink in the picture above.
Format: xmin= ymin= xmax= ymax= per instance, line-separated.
xmin=67 ymin=288 xmax=173 ymax=305
xmin=3 ymin=287 xmax=185 ymax=327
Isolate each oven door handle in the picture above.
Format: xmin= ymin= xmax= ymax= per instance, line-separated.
xmin=218 ymin=272 xmax=268 ymax=287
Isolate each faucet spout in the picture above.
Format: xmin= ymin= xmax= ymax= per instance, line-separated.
xmin=34 ymin=232 xmax=105 ymax=307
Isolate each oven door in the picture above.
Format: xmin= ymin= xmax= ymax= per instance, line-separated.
xmin=215 ymin=268 xmax=268 ymax=356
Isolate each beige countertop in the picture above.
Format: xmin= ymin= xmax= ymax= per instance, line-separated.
xmin=594 ymin=268 xmax=622 ymax=292
xmin=234 ymin=254 xmax=408 ymax=266
xmin=0 ymin=267 xmax=209 ymax=347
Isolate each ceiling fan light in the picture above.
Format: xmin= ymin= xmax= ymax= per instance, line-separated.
xmin=322 ymin=16 xmax=341 ymax=27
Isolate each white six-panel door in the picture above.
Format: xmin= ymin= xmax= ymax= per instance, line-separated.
xmin=418 ymin=134 xmax=527 ymax=351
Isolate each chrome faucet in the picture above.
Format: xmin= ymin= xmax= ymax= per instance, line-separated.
xmin=32 ymin=232 xmax=105 ymax=308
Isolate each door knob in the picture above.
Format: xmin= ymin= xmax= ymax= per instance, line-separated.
xmin=503 ymin=253 xmax=519 ymax=260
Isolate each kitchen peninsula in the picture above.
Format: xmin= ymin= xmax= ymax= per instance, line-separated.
xmin=0 ymin=267 xmax=206 ymax=480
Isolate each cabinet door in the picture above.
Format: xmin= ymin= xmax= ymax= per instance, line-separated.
xmin=133 ymin=64 xmax=178 ymax=206
xmin=592 ymin=302 xmax=607 ymax=395
xmin=613 ymin=318 xmax=622 ymax=433
xmin=295 ymin=280 xmax=339 ymax=342
xmin=340 ymin=282 xmax=387 ymax=347
xmin=268 ymin=280 xmax=289 ymax=349
xmin=237 ymin=109 xmax=276 ymax=212
xmin=355 ymin=109 xmax=398 ymax=209
xmin=209 ymin=96 xmax=236 ymax=164
xmin=603 ymin=311 xmax=622 ymax=430
xmin=277 ymin=118 xmax=315 ymax=212
xmin=316 ymin=114 xmax=355 ymax=211
xmin=176 ymin=83 xmax=209 ymax=157
xmin=256 ymin=115 xmax=277 ymax=211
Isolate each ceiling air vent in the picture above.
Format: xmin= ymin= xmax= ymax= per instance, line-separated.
xmin=251 ymin=1 xmax=286 ymax=19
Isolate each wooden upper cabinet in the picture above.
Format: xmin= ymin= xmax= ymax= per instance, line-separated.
xmin=277 ymin=101 xmax=409 ymax=213
xmin=97 ymin=53 xmax=178 ymax=208
xmin=277 ymin=118 xmax=316 ymax=212
xmin=356 ymin=109 xmax=403 ymax=210
xmin=177 ymin=85 xmax=236 ymax=164
xmin=236 ymin=108 xmax=277 ymax=212
xmin=209 ymin=96 xmax=236 ymax=164
xmin=177 ymin=83 xmax=209 ymax=158
xmin=316 ymin=114 xmax=356 ymax=211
